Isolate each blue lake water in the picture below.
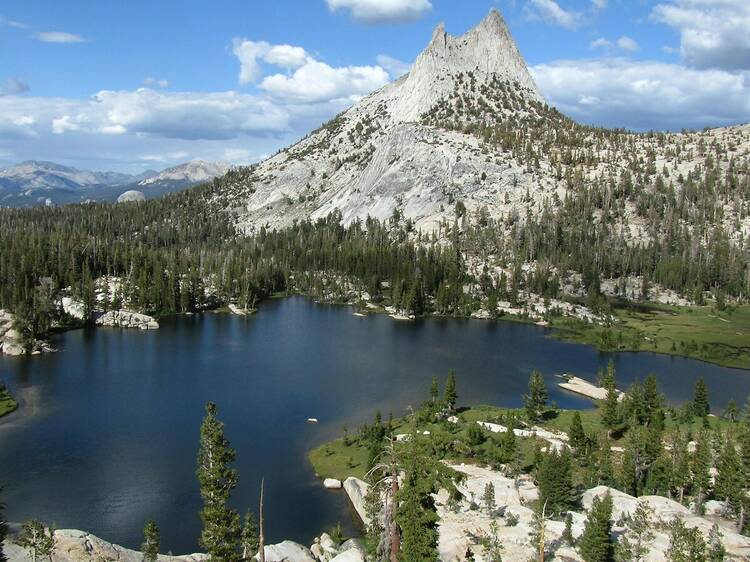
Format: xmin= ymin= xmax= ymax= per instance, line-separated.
xmin=1 ymin=297 xmax=748 ymax=553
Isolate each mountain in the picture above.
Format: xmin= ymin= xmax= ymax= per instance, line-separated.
xmin=0 ymin=160 xmax=230 ymax=207
xmin=137 ymin=160 xmax=231 ymax=196
xmin=216 ymin=8 xmax=749 ymax=246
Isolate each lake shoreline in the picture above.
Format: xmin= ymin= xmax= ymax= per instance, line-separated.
xmin=4 ymin=292 xmax=748 ymax=371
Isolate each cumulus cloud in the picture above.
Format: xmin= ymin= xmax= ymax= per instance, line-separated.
xmin=264 ymin=45 xmax=308 ymax=68
xmin=616 ymin=36 xmax=639 ymax=52
xmin=590 ymin=38 xmax=612 ymax=50
xmin=524 ymin=0 xmax=583 ymax=30
xmin=232 ymin=39 xmax=310 ymax=84
xmin=651 ymin=0 xmax=750 ymax=71
xmin=531 ymin=58 xmax=750 ymax=130
xmin=34 ymin=31 xmax=87 ymax=43
xmin=326 ymin=0 xmax=432 ymax=23
xmin=375 ymin=55 xmax=412 ymax=79
xmin=232 ymin=37 xmax=390 ymax=104
xmin=0 ymin=89 xmax=291 ymax=141
xmin=260 ymin=60 xmax=389 ymax=104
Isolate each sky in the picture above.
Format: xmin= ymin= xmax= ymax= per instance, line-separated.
xmin=1 ymin=0 xmax=749 ymax=172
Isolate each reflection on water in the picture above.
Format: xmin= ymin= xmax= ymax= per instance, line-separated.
xmin=1 ymin=297 xmax=748 ymax=553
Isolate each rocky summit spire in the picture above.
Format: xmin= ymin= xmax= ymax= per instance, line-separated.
xmin=389 ymin=8 xmax=543 ymax=122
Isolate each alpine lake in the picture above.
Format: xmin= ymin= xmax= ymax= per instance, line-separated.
xmin=1 ymin=297 xmax=749 ymax=553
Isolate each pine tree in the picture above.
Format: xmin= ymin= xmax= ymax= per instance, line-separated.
xmin=579 ymin=493 xmax=614 ymax=562
xmin=0 ymin=487 xmax=7 ymax=562
xmin=429 ymin=377 xmax=439 ymax=405
xmin=395 ymin=434 xmax=444 ymax=562
xmin=562 ymin=513 xmax=574 ymax=547
xmin=483 ymin=482 xmax=496 ymax=514
xmin=666 ymin=518 xmax=706 ymax=561
xmin=616 ymin=501 xmax=655 ymax=562
xmin=569 ymin=411 xmax=587 ymax=452
xmin=672 ymin=432 xmax=691 ymax=504
xmin=643 ymin=374 xmax=664 ymax=425
xmin=485 ymin=520 xmax=504 ymax=562
xmin=141 ymin=520 xmax=160 ymax=562
xmin=691 ymin=433 xmax=712 ymax=515
xmin=524 ymin=371 xmax=548 ymax=423
xmin=444 ymin=371 xmax=458 ymax=412
xmin=724 ymin=399 xmax=739 ymax=422
xmin=601 ymin=365 xmax=620 ymax=432
xmin=707 ymin=523 xmax=726 ymax=562
xmin=496 ymin=426 xmax=517 ymax=466
xmin=714 ymin=438 xmax=745 ymax=528
xmin=596 ymin=434 xmax=614 ymax=486
xmin=196 ymin=402 xmax=241 ymax=562
xmin=240 ymin=510 xmax=259 ymax=560
xmin=692 ymin=378 xmax=710 ymax=418
xmin=537 ymin=449 xmax=577 ymax=515
xmin=14 ymin=520 xmax=55 ymax=562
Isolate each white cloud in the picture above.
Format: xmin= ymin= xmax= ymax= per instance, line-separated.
xmin=222 ymin=148 xmax=255 ymax=164
xmin=34 ymin=31 xmax=86 ymax=43
xmin=616 ymin=36 xmax=639 ymax=52
xmin=52 ymin=115 xmax=83 ymax=134
xmin=260 ymin=60 xmax=389 ymax=104
xmin=590 ymin=0 xmax=607 ymax=10
xmin=0 ymin=15 xmax=30 ymax=29
xmin=326 ymin=0 xmax=432 ymax=23
xmin=0 ymin=89 xmax=290 ymax=141
xmin=232 ymin=40 xmax=272 ymax=84
xmin=531 ymin=58 xmax=750 ymax=130
xmin=232 ymin=37 xmax=390 ymax=104
xmin=232 ymin=39 xmax=310 ymax=85
xmin=140 ymin=151 xmax=190 ymax=163
xmin=375 ymin=54 xmax=412 ymax=79
xmin=590 ymin=38 xmax=612 ymax=50
xmin=651 ymin=0 xmax=750 ymax=70
xmin=143 ymin=77 xmax=169 ymax=89
xmin=524 ymin=0 xmax=583 ymax=30
xmin=264 ymin=45 xmax=308 ymax=68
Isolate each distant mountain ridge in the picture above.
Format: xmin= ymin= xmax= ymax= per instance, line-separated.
xmin=0 ymin=160 xmax=231 ymax=207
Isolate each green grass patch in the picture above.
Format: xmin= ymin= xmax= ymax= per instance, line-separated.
xmin=0 ymin=386 xmax=18 ymax=418
xmin=550 ymin=303 xmax=750 ymax=370
xmin=308 ymin=437 xmax=371 ymax=481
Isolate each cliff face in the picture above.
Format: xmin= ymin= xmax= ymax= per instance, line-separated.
xmin=216 ymin=7 xmax=749 ymax=257
xmin=388 ymin=9 xmax=542 ymax=123
xmin=218 ymin=8 xmax=554 ymax=233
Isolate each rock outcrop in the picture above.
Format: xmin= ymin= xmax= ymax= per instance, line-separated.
xmin=0 ymin=309 xmax=54 ymax=356
xmin=116 ymin=190 xmax=146 ymax=203
xmin=343 ymin=477 xmax=370 ymax=526
xmin=3 ymin=529 xmax=364 ymax=562
xmin=258 ymin=541 xmax=316 ymax=562
xmin=558 ymin=375 xmax=624 ymax=402
xmin=95 ymin=310 xmax=159 ymax=330
xmin=4 ymin=529 xmax=207 ymax=562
